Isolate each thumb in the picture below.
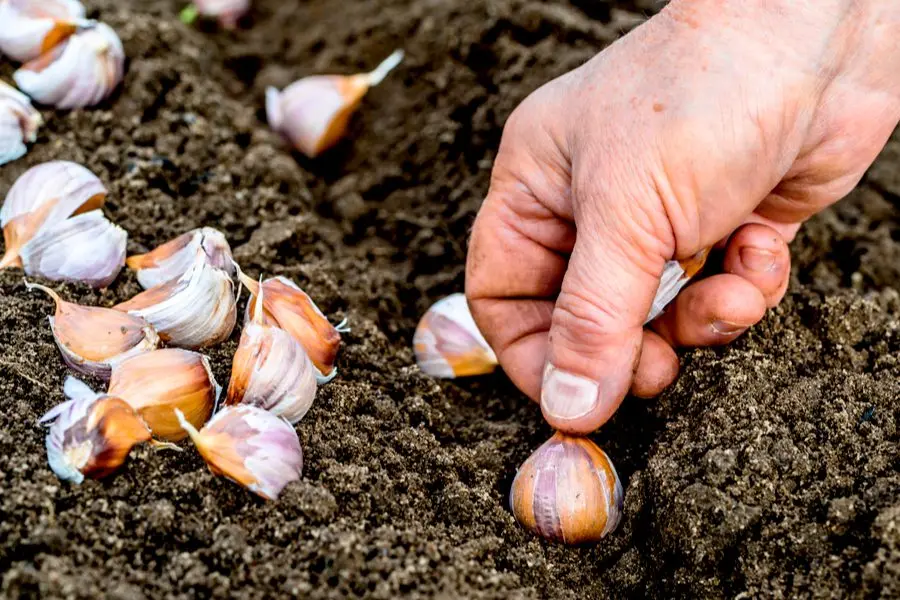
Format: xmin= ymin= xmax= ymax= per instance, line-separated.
xmin=541 ymin=211 xmax=672 ymax=434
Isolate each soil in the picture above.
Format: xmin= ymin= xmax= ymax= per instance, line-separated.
xmin=1 ymin=0 xmax=899 ymax=598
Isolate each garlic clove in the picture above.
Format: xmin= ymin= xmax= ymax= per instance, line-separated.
xmin=115 ymin=249 xmax=237 ymax=349
xmin=413 ymin=293 xmax=498 ymax=379
xmin=227 ymin=280 xmax=317 ymax=424
xmin=510 ymin=432 xmax=624 ymax=545
xmin=1 ymin=160 xmax=106 ymax=269
xmin=126 ymin=227 xmax=234 ymax=289
xmin=107 ymin=348 xmax=219 ymax=441
xmin=176 ymin=405 xmax=303 ymax=500
xmin=19 ymin=209 xmax=126 ymax=288
xmin=25 ymin=281 xmax=159 ymax=379
xmin=182 ymin=0 xmax=250 ymax=28
xmin=14 ymin=22 xmax=124 ymax=109
xmin=41 ymin=377 xmax=151 ymax=483
xmin=238 ymin=271 xmax=341 ymax=383
xmin=0 ymin=0 xmax=88 ymax=62
xmin=0 ymin=80 xmax=42 ymax=167
xmin=645 ymin=249 xmax=710 ymax=323
xmin=266 ymin=49 xmax=404 ymax=158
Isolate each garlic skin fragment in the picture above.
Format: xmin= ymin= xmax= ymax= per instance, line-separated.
xmin=414 ymin=293 xmax=498 ymax=379
xmin=19 ymin=209 xmax=126 ymax=288
xmin=1 ymin=160 xmax=106 ymax=269
xmin=0 ymin=80 xmax=42 ymax=167
xmin=114 ymin=250 xmax=237 ymax=349
xmin=510 ymin=432 xmax=624 ymax=545
xmin=14 ymin=22 xmax=125 ymax=109
xmin=108 ymin=348 xmax=219 ymax=441
xmin=266 ymin=49 xmax=404 ymax=158
xmin=176 ymin=405 xmax=303 ymax=500
xmin=26 ymin=282 xmax=159 ymax=379
xmin=0 ymin=0 xmax=87 ymax=62
xmin=41 ymin=377 xmax=151 ymax=483
xmin=645 ymin=249 xmax=710 ymax=323
xmin=126 ymin=227 xmax=234 ymax=289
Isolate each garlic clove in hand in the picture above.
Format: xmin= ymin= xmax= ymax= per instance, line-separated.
xmin=413 ymin=293 xmax=498 ymax=379
xmin=645 ymin=249 xmax=710 ymax=323
xmin=0 ymin=0 xmax=88 ymax=62
xmin=266 ymin=49 xmax=403 ymax=157
xmin=176 ymin=405 xmax=303 ymax=500
xmin=0 ymin=80 xmax=42 ymax=167
xmin=126 ymin=227 xmax=234 ymax=289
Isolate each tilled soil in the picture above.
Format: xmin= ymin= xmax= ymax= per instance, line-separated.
xmin=0 ymin=1 xmax=898 ymax=598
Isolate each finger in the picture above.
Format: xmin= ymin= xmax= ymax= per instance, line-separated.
xmin=722 ymin=223 xmax=791 ymax=307
xmin=630 ymin=330 xmax=679 ymax=399
xmin=652 ymin=273 xmax=766 ymax=347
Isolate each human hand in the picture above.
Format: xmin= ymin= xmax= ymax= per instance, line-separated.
xmin=466 ymin=0 xmax=900 ymax=434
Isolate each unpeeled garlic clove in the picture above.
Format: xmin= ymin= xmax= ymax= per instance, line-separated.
xmin=238 ymin=271 xmax=343 ymax=383
xmin=413 ymin=293 xmax=498 ymax=379
xmin=26 ymin=281 xmax=159 ymax=379
xmin=176 ymin=405 xmax=302 ymax=500
xmin=0 ymin=0 xmax=88 ymax=62
xmin=227 ymin=279 xmax=317 ymax=423
xmin=114 ymin=249 xmax=237 ymax=349
xmin=266 ymin=49 xmax=404 ymax=158
xmin=181 ymin=0 xmax=249 ymax=28
xmin=126 ymin=227 xmax=234 ymax=289
xmin=19 ymin=209 xmax=126 ymax=287
xmin=1 ymin=160 xmax=106 ymax=269
xmin=14 ymin=22 xmax=124 ymax=109
xmin=646 ymin=249 xmax=710 ymax=323
xmin=41 ymin=376 xmax=151 ymax=483
xmin=108 ymin=348 xmax=219 ymax=441
xmin=0 ymin=80 xmax=42 ymax=167
xmin=510 ymin=432 xmax=624 ymax=545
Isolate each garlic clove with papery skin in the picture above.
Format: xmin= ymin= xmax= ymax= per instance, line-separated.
xmin=414 ymin=293 xmax=498 ymax=379
xmin=176 ymin=405 xmax=303 ymax=500
xmin=266 ymin=49 xmax=404 ymax=158
xmin=0 ymin=80 xmax=42 ymax=167
xmin=126 ymin=227 xmax=234 ymax=289
xmin=25 ymin=281 xmax=159 ymax=379
xmin=646 ymin=249 xmax=710 ymax=323
xmin=180 ymin=0 xmax=249 ymax=29
xmin=0 ymin=0 xmax=88 ymax=62
xmin=510 ymin=432 xmax=624 ymax=545
xmin=14 ymin=22 xmax=124 ymax=109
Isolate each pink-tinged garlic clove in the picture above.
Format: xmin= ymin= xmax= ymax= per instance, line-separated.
xmin=126 ymin=227 xmax=234 ymax=289
xmin=645 ymin=249 xmax=710 ymax=323
xmin=19 ymin=209 xmax=126 ymax=288
xmin=176 ymin=404 xmax=303 ymax=500
xmin=14 ymin=22 xmax=124 ymax=109
xmin=0 ymin=0 xmax=88 ymax=62
xmin=183 ymin=0 xmax=250 ymax=28
xmin=0 ymin=80 xmax=42 ymax=167
xmin=414 ymin=293 xmax=498 ymax=379
xmin=0 ymin=160 xmax=106 ymax=269
xmin=266 ymin=49 xmax=404 ymax=158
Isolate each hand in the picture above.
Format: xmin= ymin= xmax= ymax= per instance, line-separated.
xmin=466 ymin=0 xmax=900 ymax=434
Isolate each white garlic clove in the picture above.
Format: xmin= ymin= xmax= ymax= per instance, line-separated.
xmin=176 ymin=404 xmax=303 ymax=500
xmin=126 ymin=227 xmax=234 ymax=289
xmin=227 ymin=280 xmax=317 ymax=424
xmin=19 ymin=209 xmax=126 ymax=288
xmin=114 ymin=249 xmax=237 ymax=349
xmin=14 ymin=22 xmax=124 ymax=109
xmin=266 ymin=49 xmax=404 ymax=158
xmin=0 ymin=0 xmax=88 ymax=62
xmin=413 ymin=293 xmax=498 ymax=379
xmin=185 ymin=0 xmax=250 ymax=28
xmin=1 ymin=160 xmax=107 ymax=269
xmin=0 ymin=80 xmax=42 ymax=167
xmin=645 ymin=249 xmax=710 ymax=323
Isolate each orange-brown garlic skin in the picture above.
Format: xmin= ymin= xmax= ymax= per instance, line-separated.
xmin=80 ymin=396 xmax=152 ymax=479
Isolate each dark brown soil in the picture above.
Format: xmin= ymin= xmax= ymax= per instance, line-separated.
xmin=1 ymin=1 xmax=899 ymax=598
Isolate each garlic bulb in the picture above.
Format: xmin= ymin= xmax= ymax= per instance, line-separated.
xmin=1 ymin=160 xmax=106 ymax=269
xmin=0 ymin=0 xmax=88 ymax=62
xmin=414 ymin=293 xmax=498 ymax=379
xmin=114 ymin=249 xmax=237 ymax=349
xmin=227 ymin=280 xmax=317 ymax=424
xmin=181 ymin=0 xmax=249 ymax=28
xmin=41 ymin=376 xmax=151 ymax=483
xmin=176 ymin=405 xmax=303 ymax=500
xmin=26 ymin=281 xmax=159 ymax=379
xmin=266 ymin=49 xmax=404 ymax=157
xmin=19 ymin=209 xmax=126 ymax=287
xmin=646 ymin=249 xmax=710 ymax=323
xmin=238 ymin=271 xmax=343 ymax=383
xmin=0 ymin=80 xmax=42 ymax=166
xmin=108 ymin=348 xmax=219 ymax=441
xmin=126 ymin=227 xmax=234 ymax=289
xmin=510 ymin=432 xmax=624 ymax=545
xmin=14 ymin=22 xmax=124 ymax=109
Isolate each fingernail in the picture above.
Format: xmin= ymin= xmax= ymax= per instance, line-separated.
xmin=740 ymin=247 xmax=776 ymax=272
xmin=541 ymin=363 xmax=599 ymax=421
xmin=711 ymin=320 xmax=746 ymax=336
